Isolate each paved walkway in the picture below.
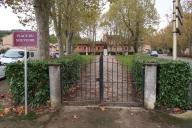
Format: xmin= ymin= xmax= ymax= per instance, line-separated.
xmin=43 ymin=106 xmax=179 ymax=128
xmin=158 ymin=54 xmax=192 ymax=65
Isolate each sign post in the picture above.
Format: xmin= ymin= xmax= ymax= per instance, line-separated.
xmin=24 ymin=46 xmax=28 ymax=114
xmin=173 ymin=0 xmax=183 ymax=60
xmin=13 ymin=31 xmax=37 ymax=115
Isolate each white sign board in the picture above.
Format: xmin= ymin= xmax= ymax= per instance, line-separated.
xmin=104 ymin=49 xmax=108 ymax=56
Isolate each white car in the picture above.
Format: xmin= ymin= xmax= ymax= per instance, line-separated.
xmin=0 ymin=49 xmax=37 ymax=79
xmin=150 ymin=50 xmax=158 ymax=57
xmin=0 ymin=54 xmax=4 ymax=58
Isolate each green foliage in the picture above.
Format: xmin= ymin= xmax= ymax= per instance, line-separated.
xmin=5 ymin=54 xmax=91 ymax=107
xmin=6 ymin=61 xmax=49 ymax=107
xmin=0 ymin=48 xmax=9 ymax=54
xmin=102 ymin=0 xmax=159 ymax=52
xmin=0 ymin=30 xmax=11 ymax=39
xmin=132 ymin=54 xmax=192 ymax=109
xmin=117 ymin=55 xmax=134 ymax=71
xmin=157 ymin=62 xmax=191 ymax=108
xmin=48 ymin=34 xmax=57 ymax=44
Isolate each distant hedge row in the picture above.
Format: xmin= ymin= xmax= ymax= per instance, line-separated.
xmin=132 ymin=54 xmax=192 ymax=109
xmin=6 ymin=54 xmax=92 ymax=107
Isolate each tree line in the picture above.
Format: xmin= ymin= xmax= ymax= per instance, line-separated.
xmin=1 ymin=0 xmax=160 ymax=59
xmin=1 ymin=0 xmax=101 ymax=60
xmin=148 ymin=0 xmax=192 ymax=55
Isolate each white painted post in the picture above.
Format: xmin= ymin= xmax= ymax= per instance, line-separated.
xmin=49 ymin=64 xmax=61 ymax=108
xmin=144 ymin=63 xmax=157 ymax=109
xmin=24 ymin=47 xmax=28 ymax=115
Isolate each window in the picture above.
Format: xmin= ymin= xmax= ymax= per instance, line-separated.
xmin=98 ymin=47 xmax=100 ymax=50
xmin=4 ymin=49 xmax=24 ymax=58
xmin=84 ymin=47 xmax=86 ymax=50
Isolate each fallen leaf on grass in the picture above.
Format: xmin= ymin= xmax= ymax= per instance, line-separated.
xmin=35 ymin=108 xmax=44 ymax=114
xmin=0 ymin=112 xmax=4 ymax=117
xmin=73 ymin=114 xmax=79 ymax=119
xmin=3 ymin=108 xmax=10 ymax=115
xmin=0 ymin=107 xmax=11 ymax=117
xmin=99 ymin=106 xmax=106 ymax=111
xmin=12 ymin=106 xmax=24 ymax=116
xmin=0 ymin=94 xmax=5 ymax=99
xmin=172 ymin=108 xmax=183 ymax=114
xmin=49 ymin=108 xmax=56 ymax=113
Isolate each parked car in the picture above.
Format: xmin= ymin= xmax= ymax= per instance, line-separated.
xmin=0 ymin=53 xmax=4 ymax=58
xmin=150 ymin=50 xmax=158 ymax=57
xmin=0 ymin=49 xmax=37 ymax=78
xmin=50 ymin=52 xmax=59 ymax=58
xmin=0 ymin=49 xmax=37 ymax=65
xmin=144 ymin=50 xmax=151 ymax=55
xmin=0 ymin=54 xmax=4 ymax=62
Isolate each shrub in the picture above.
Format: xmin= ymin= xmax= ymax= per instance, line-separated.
xmin=5 ymin=54 xmax=91 ymax=107
xmin=6 ymin=61 xmax=49 ymax=107
xmin=132 ymin=54 xmax=192 ymax=109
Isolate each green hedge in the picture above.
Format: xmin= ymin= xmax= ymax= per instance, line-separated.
xmin=6 ymin=54 xmax=92 ymax=107
xmin=6 ymin=61 xmax=49 ymax=107
xmin=132 ymin=54 xmax=192 ymax=109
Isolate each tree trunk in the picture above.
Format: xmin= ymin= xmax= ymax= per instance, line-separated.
xmin=33 ymin=0 xmax=50 ymax=60
xmin=51 ymin=2 xmax=64 ymax=58
xmin=134 ymin=21 xmax=140 ymax=53
xmin=57 ymin=36 xmax=64 ymax=57
xmin=66 ymin=32 xmax=73 ymax=54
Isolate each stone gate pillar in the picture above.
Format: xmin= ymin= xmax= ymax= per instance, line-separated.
xmin=144 ymin=63 xmax=157 ymax=109
xmin=49 ymin=64 xmax=61 ymax=108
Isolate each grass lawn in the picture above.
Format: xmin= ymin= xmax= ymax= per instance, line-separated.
xmin=80 ymin=55 xmax=95 ymax=64
xmin=117 ymin=55 xmax=134 ymax=71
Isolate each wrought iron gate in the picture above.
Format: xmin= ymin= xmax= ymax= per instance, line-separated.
xmin=62 ymin=55 xmax=143 ymax=106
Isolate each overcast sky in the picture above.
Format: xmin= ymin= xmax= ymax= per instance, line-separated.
xmin=0 ymin=0 xmax=172 ymax=31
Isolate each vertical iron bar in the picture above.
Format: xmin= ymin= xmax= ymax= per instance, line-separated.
xmin=81 ymin=64 xmax=83 ymax=99
xmin=75 ymin=63 xmax=79 ymax=101
xmin=60 ymin=65 xmax=63 ymax=103
xmin=117 ymin=60 xmax=119 ymax=101
xmin=142 ymin=65 xmax=145 ymax=106
xmin=122 ymin=63 xmax=123 ymax=102
xmin=85 ymin=63 xmax=87 ymax=100
xmin=127 ymin=65 xmax=129 ymax=102
xmin=99 ymin=55 xmax=104 ymax=102
xmin=90 ymin=57 xmax=92 ymax=99
xmin=95 ymin=58 xmax=97 ymax=100
xmin=112 ymin=58 xmax=114 ymax=102
xmin=107 ymin=56 xmax=109 ymax=98
xmin=107 ymin=56 xmax=109 ymax=82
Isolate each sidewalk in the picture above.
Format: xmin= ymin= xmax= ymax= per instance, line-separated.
xmin=43 ymin=106 xmax=178 ymax=128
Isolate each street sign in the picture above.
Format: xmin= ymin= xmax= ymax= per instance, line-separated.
xmin=13 ymin=31 xmax=37 ymax=47
xmin=176 ymin=0 xmax=183 ymax=17
xmin=175 ymin=0 xmax=183 ymax=35
xmin=172 ymin=0 xmax=183 ymax=60
xmin=13 ymin=31 xmax=37 ymax=115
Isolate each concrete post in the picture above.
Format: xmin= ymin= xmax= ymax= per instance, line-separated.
xmin=49 ymin=64 xmax=61 ymax=108
xmin=144 ymin=63 xmax=157 ymax=109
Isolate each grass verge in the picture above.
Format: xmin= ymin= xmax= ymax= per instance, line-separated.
xmin=117 ymin=55 xmax=134 ymax=71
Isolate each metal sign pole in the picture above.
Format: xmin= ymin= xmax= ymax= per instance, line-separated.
xmin=24 ymin=46 xmax=28 ymax=115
